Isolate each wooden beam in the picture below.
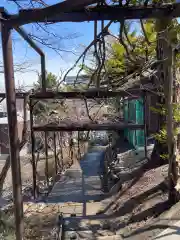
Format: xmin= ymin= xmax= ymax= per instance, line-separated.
xmin=29 ymin=89 xmax=144 ymax=99
xmin=15 ymin=27 xmax=44 ymax=56
xmin=8 ymin=3 xmax=180 ymax=25
xmin=1 ymin=24 xmax=23 ymax=240
xmin=0 ymin=8 xmax=47 ymax=90
xmin=8 ymin=0 xmax=99 ymax=26
xmin=33 ymin=122 xmax=144 ymax=132
xmin=0 ymin=92 xmax=29 ymax=99
xmin=47 ymin=4 xmax=180 ymax=22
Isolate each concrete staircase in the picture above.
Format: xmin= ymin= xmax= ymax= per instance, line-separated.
xmin=63 ymin=216 xmax=123 ymax=240
xmin=64 ymin=230 xmax=122 ymax=239
xmin=46 ymin=148 xmax=123 ymax=239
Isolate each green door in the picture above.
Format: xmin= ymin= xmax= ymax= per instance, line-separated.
xmin=123 ymin=98 xmax=145 ymax=147
xmin=124 ymin=100 xmax=129 ymax=140
xmin=136 ymin=99 xmax=144 ymax=146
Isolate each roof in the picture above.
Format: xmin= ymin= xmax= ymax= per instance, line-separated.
xmin=119 ymin=69 xmax=158 ymax=91
xmin=65 ymin=75 xmax=90 ymax=85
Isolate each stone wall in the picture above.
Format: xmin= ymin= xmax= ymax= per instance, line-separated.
xmin=102 ymin=138 xmax=154 ymax=193
xmin=103 ymin=145 xmax=117 ymax=192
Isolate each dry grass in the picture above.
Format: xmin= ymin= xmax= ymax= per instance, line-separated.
xmin=36 ymin=142 xmax=89 ymax=180
xmin=3 ymin=141 xmax=88 ymax=183
xmin=0 ymin=203 xmax=59 ymax=240
xmin=24 ymin=203 xmax=62 ymax=240
xmin=0 ymin=142 xmax=89 ymax=239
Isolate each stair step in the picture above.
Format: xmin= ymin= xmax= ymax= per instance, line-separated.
xmin=64 ymin=230 xmax=122 ymax=240
xmin=97 ymin=236 xmax=122 ymax=240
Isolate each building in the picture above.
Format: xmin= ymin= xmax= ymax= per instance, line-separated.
xmin=117 ymin=71 xmax=159 ymax=148
xmin=0 ymin=98 xmax=30 ymax=155
xmin=65 ymin=75 xmax=90 ymax=85
xmin=123 ymin=94 xmax=159 ymax=148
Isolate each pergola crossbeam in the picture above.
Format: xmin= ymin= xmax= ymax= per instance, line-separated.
xmin=0 ymin=92 xmax=29 ymax=98
xmin=8 ymin=0 xmax=100 ymax=26
xmin=33 ymin=122 xmax=144 ymax=132
xmin=7 ymin=3 xmax=180 ymax=26
xmin=29 ymin=89 xmax=147 ymax=99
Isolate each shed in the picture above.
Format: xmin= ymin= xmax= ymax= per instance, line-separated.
xmin=118 ymin=70 xmax=160 ymax=148
xmin=124 ymin=98 xmax=144 ymax=147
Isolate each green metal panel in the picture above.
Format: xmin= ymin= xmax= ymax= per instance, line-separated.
xmin=129 ymin=130 xmax=136 ymax=146
xmin=136 ymin=130 xmax=144 ymax=146
xmin=124 ymin=100 xmax=129 ymax=140
xmin=129 ymin=100 xmax=136 ymax=123
xmin=123 ymin=98 xmax=145 ymax=147
xmin=136 ymin=99 xmax=144 ymax=124
xmin=124 ymin=100 xmax=128 ymax=121
xmin=126 ymin=99 xmax=136 ymax=145
xmin=135 ymin=99 xmax=144 ymax=146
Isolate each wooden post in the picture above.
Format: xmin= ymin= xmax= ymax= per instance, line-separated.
xmin=157 ymin=17 xmax=178 ymax=203
xmin=1 ymin=23 xmax=24 ymax=239
xmin=29 ymin=99 xmax=37 ymax=199
xmin=143 ymin=91 xmax=148 ymax=159
xmin=165 ymin=41 xmax=177 ymax=203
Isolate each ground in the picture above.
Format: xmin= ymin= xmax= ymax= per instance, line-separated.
xmin=100 ymin=164 xmax=169 ymax=239
xmin=24 ymin=148 xmax=170 ymax=239
xmin=0 ymin=142 xmax=88 ymax=201
xmin=0 ymin=142 xmax=173 ymax=240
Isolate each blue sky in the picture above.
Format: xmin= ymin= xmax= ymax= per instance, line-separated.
xmin=0 ymin=0 xmax=123 ymax=90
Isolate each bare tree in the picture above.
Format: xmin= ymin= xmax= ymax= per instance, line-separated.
xmin=0 ymin=0 xmax=80 ymax=194
xmin=4 ymin=0 xmax=79 ymax=55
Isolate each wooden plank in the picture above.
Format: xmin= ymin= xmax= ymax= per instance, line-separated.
xmin=9 ymin=3 xmax=180 ymax=25
xmin=29 ymin=89 xmax=144 ymax=99
xmin=15 ymin=27 xmax=44 ymax=55
xmin=1 ymin=24 xmax=23 ymax=240
xmin=57 ymin=213 xmax=63 ymax=240
xmin=0 ymin=92 xmax=28 ymax=99
xmin=33 ymin=122 xmax=144 ymax=132
xmin=8 ymin=0 xmax=99 ymax=26
xmin=47 ymin=4 xmax=180 ymax=22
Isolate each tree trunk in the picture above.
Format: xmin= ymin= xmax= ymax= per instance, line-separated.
xmin=151 ymin=141 xmax=168 ymax=167
xmin=0 ymin=156 xmax=10 ymax=195
xmin=156 ymin=18 xmax=179 ymax=203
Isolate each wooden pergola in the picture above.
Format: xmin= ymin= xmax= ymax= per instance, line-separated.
xmin=0 ymin=1 xmax=179 ymax=239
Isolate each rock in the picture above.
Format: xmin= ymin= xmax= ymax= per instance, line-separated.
xmin=39 ymin=203 xmax=46 ymax=210
xmin=65 ymin=165 xmax=82 ymax=178
xmin=102 ymin=220 xmax=111 ymax=230
xmin=0 ymin=198 xmax=9 ymax=208
xmin=67 ymin=232 xmax=78 ymax=239
xmin=70 ymin=213 xmax=76 ymax=217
